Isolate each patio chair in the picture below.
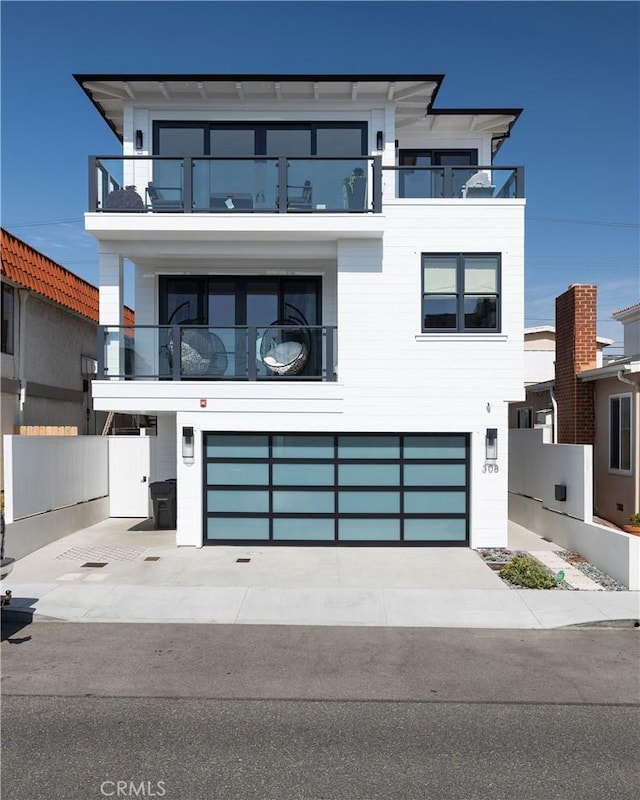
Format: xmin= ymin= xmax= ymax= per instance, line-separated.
xmin=146 ymin=182 xmax=184 ymax=211
xmin=288 ymin=180 xmax=313 ymax=210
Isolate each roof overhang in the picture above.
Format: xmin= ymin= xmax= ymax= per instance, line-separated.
xmin=612 ymin=303 xmax=640 ymax=323
xmin=579 ymin=359 xmax=640 ymax=382
xmin=74 ymin=73 xmax=521 ymax=156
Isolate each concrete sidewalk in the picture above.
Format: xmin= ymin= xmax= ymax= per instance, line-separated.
xmin=2 ymin=518 xmax=638 ymax=628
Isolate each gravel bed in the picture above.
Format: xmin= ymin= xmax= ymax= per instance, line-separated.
xmin=555 ymin=549 xmax=628 ymax=591
xmin=475 ymin=547 xmax=628 ymax=591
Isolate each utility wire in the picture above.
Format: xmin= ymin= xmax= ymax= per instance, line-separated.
xmin=3 ymin=218 xmax=84 ymax=228
xmin=526 ymin=215 xmax=639 ymax=229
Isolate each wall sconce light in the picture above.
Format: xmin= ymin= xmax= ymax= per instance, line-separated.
xmin=182 ymin=426 xmax=194 ymax=462
xmin=376 ymin=130 xmax=384 ymax=150
xmin=135 ymin=129 xmax=144 ymax=150
xmin=485 ymin=428 xmax=498 ymax=462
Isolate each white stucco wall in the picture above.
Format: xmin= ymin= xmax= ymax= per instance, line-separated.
xmin=87 ymin=94 xmax=524 ymax=549
xmin=509 ymin=427 xmax=593 ymax=522
xmin=91 ymin=198 xmax=524 ymax=549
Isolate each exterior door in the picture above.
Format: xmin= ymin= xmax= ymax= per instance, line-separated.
xmin=108 ymin=437 xmax=152 ymax=517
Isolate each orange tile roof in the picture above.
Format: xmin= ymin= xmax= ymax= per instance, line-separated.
xmin=1 ymin=228 xmax=134 ymax=326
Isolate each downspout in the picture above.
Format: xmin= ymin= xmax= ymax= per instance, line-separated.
xmin=16 ymin=289 xmax=29 ymax=428
xmin=616 ymin=369 xmax=635 ymax=387
xmin=550 ymin=385 xmax=558 ymax=443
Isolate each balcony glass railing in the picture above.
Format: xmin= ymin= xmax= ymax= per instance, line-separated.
xmin=387 ymin=165 xmax=524 ymax=199
xmin=89 ymin=156 xmax=380 ymax=213
xmin=97 ymin=325 xmax=337 ymax=381
xmin=89 ymin=156 xmax=524 ymax=214
xmin=89 ymin=158 xmax=524 ymax=213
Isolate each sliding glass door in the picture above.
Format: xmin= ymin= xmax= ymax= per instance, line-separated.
xmin=160 ymin=276 xmax=321 ymax=378
xmin=154 ymin=122 xmax=367 ymax=211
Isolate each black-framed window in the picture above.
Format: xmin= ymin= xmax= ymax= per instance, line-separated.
xmin=517 ymin=408 xmax=533 ymax=429
xmin=153 ymin=122 xmax=368 ymax=157
xmin=159 ymin=276 xmax=321 ymax=328
xmin=422 ymin=253 xmax=500 ymax=332
xmin=610 ymin=394 xmax=632 ymax=472
xmin=1 ymin=283 xmax=14 ymax=354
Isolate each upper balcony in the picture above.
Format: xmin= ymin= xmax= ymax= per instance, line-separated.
xmin=89 ymin=156 xmax=524 ymax=215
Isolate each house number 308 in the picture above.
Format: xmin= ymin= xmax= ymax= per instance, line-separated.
xmin=483 ymin=463 xmax=499 ymax=473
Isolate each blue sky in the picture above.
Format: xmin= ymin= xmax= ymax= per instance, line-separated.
xmin=1 ymin=0 xmax=638 ymax=353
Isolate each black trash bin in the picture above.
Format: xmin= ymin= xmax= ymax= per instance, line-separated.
xmin=149 ymin=479 xmax=177 ymax=529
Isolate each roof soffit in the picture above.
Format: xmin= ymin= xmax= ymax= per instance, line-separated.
xmin=75 ymin=74 xmax=522 ymax=149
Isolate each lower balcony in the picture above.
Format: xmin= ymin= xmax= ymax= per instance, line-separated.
xmin=98 ymin=325 xmax=337 ymax=382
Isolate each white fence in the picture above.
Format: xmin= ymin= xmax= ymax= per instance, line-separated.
xmin=509 ymin=427 xmax=592 ymax=521
xmin=3 ymin=435 xmax=110 ymax=560
xmin=3 ymin=435 xmax=108 ymax=523
xmin=508 ymin=427 xmax=639 ymax=590
xmin=510 ymin=494 xmax=640 ymax=590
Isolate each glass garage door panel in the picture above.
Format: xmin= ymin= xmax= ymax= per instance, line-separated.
xmin=338 ymin=491 xmax=400 ymax=513
xmin=207 ymin=462 xmax=269 ymax=485
xmin=404 ymin=435 xmax=466 ymax=459
xmin=273 ymin=463 xmax=335 ymax=486
xmin=207 ymin=517 xmax=269 ymax=540
xmin=404 ymin=491 xmax=466 ymax=513
xmin=206 ymin=434 xmax=269 ymax=458
xmin=273 ymin=490 xmax=334 ymax=513
xmin=273 ymin=517 xmax=335 ymax=540
xmin=272 ymin=435 xmax=334 ymax=459
xmin=339 ymin=518 xmax=400 ymax=541
xmin=404 ymin=518 xmax=466 ymax=541
xmin=338 ymin=435 xmax=400 ymax=459
xmin=207 ymin=490 xmax=269 ymax=513
xmin=338 ymin=463 xmax=400 ymax=486
xmin=404 ymin=463 xmax=466 ymax=486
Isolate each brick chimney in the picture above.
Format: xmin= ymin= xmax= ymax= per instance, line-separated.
xmin=555 ymin=284 xmax=597 ymax=444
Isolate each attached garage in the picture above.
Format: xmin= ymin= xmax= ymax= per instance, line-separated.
xmin=204 ymin=433 xmax=469 ymax=545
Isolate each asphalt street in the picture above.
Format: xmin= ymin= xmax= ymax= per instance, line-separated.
xmin=2 ymin=622 xmax=639 ymax=800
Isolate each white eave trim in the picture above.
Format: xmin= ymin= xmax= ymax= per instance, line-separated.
xmin=579 ymin=360 xmax=640 ymax=381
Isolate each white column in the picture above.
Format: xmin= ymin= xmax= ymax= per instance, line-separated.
xmin=99 ymin=251 xmax=124 ymax=378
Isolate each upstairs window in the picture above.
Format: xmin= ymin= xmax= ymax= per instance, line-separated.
xmin=153 ymin=122 xmax=367 ymax=157
xmin=422 ymin=254 xmax=500 ymax=333
xmin=1 ymin=283 xmax=14 ymax=354
xmin=610 ymin=394 xmax=632 ymax=473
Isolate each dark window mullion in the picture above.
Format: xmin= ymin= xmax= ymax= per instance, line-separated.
xmin=400 ymin=435 xmax=405 ymax=541
xmin=334 ymin=435 xmax=339 ymax=541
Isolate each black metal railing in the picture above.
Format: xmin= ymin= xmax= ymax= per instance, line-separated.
xmin=89 ymin=156 xmax=381 ymax=214
xmin=97 ymin=325 xmax=337 ymax=381
xmin=384 ymin=165 xmax=524 ymax=199
xmin=89 ymin=157 xmax=524 ymax=214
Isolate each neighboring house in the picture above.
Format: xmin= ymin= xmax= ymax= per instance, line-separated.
xmin=510 ymin=284 xmax=640 ymax=528
xmin=0 ymin=229 xmax=137 ymax=486
xmin=580 ymin=301 xmax=640 ymax=527
xmin=509 ymin=324 xmax=613 ymax=429
xmin=79 ymin=72 xmax=526 ymax=548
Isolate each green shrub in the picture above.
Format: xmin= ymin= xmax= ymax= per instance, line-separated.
xmin=499 ymin=556 xmax=558 ymax=589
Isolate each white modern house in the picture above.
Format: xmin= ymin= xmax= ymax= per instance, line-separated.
xmin=79 ymin=73 xmax=525 ymax=548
